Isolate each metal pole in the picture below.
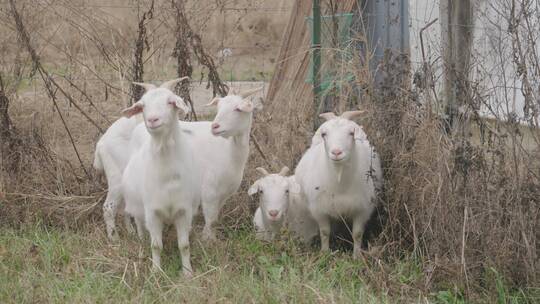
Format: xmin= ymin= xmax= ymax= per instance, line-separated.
xmin=312 ymin=0 xmax=322 ymax=131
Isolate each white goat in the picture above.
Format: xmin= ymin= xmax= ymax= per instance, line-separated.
xmin=93 ymin=115 xmax=141 ymax=239
xmin=197 ymin=88 xmax=262 ymax=240
xmin=248 ymin=167 xmax=300 ymax=241
xmin=128 ymin=88 xmax=263 ymax=241
xmin=93 ymin=79 xmax=185 ymax=240
xmin=120 ymin=77 xmax=199 ymax=277
xmin=294 ymin=111 xmax=382 ymax=257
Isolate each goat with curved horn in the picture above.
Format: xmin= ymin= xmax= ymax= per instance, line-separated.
xmin=256 ymin=167 xmax=270 ymax=176
xmin=132 ymin=82 xmax=157 ymax=92
xmin=160 ymin=76 xmax=190 ymax=91
xmin=239 ymin=87 xmax=263 ymax=99
xmin=340 ymin=110 xmax=365 ymax=120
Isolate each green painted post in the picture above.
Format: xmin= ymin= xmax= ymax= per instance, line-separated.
xmin=312 ymin=0 xmax=322 ymax=131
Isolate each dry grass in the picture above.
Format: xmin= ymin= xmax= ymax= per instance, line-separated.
xmin=257 ymin=31 xmax=539 ymax=299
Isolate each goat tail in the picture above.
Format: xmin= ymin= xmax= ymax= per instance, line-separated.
xmin=93 ymin=144 xmax=104 ymax=172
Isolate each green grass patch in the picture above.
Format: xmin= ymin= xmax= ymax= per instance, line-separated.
xmin=1 ymin=225 xmax=537 ymax=303
xmin=0 ymin=224 xmax=385 ymax=303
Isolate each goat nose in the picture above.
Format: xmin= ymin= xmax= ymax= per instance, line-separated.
xmin=331 ymin=149 xmax=343 ymax=156
xmin=147 ymin=117 xmax=159 ymax=123
xmin=211 ymin=122 xmax=220 ymax=129
xmin=268 ymin=210 xmax=279 ymax=217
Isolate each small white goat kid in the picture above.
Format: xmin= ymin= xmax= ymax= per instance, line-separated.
xmin=120 ymin=77 xmax=200 ymax=277
xmin=93 ymin=79 xmax=184 ymax=240
xmin=248 ymin=167 xmax=300 ymax=241
xmin=294 ymin=111 xmax=382 ymax=258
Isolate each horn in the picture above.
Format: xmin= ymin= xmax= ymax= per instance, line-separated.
xmin=132 ymin=82 xmax=157 ymax=91
xmin=319 ymin=112 xmax=337 ymax=121
xmin=205 ymin=97 xmax=220 ymax=107
xmin=340 ymin=110 xmax=366 ymax=120
xmin=256 ymin=167 xmax=270 ymax=176
xmin=239 ymin=87 xmax=263 ymax=99
xmin=159 ymin=76 xmax=189 ymax=90
xmin=278 ymin=166 xmax=290 ymax=176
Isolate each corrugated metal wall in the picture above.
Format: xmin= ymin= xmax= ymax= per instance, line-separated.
xmin=357 ymin=0 xmax=410 ymax=85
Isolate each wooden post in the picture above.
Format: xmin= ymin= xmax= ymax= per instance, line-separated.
xmin=441 ymin=0 xmax=474 ymax=133
xmin=312 ymin=0 xmax=322 ymax=131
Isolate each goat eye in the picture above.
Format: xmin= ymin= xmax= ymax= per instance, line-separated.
xmin=259 ymin=189 xmax=263 ymax=194
xmin=349 ymin=131 xmax=355 ymax=136
xmin=285 ymin=189 xmax=289 ymax=194
xmin=234 ymin=108 xmax=242 ymax=112
xmin=321 ymin=132 xmax=327 ymax=137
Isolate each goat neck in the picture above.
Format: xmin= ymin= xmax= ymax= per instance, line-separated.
xmin=148 ymin=120 xmax=182 ymax=153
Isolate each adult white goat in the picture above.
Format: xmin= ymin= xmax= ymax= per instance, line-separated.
xmin=294 ymin=111 xmax=382 ymax=257
xmin=197 ymin=88 xmax=262 ymax=240
xmin=120 ymin=77 xmax=199 ymax=277
xmin=128 ymin=87 xmax=263 ymax=241
xmin=93 ymin=79 xmax=185 ymax=240
xmin=248 ymin=166 xmax=300 ymax=241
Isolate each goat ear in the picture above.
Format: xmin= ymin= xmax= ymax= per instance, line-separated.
xmin=122 ymin=101 xmax=144 ymax=118
xmin=205 ymin=97 xmax=220 ymax=107
xmin=288 ymin=177 xmax=301 ymax=194
xmin=311 ymin=128 xmax=324 ymax=146
xmin=353 ymin=125 xmax=366 ymax=141
xmin=248 ymin=181 xmax=259 ymax=196
xmin=236 ymin=100 xmax=255 ymax=112
xmin=169 ymin=95 xmax=191 ymax=114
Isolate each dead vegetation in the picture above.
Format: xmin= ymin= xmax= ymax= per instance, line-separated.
xmin=256 ymin=0 xmax=539 ymax=298
xmin=0 ymin=0 xmax=280 ymax=227
xmin=0 ymin=0 xmax=538 ymax=301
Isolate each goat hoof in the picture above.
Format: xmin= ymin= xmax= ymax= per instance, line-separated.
xmin=183 ymin=270 xmax=193 ymax=279
xmin=202 ymin=229 xmax=217 ymax=242
xmin=202 ymin=234 xmax=217 ymax=242
xmin=108 ymin=231 xmax=119 ymax=242
xmin=125 ymin=223 xmax=136 ymax=235
xmin=353 ymin=248 xmax=363 ymax=260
